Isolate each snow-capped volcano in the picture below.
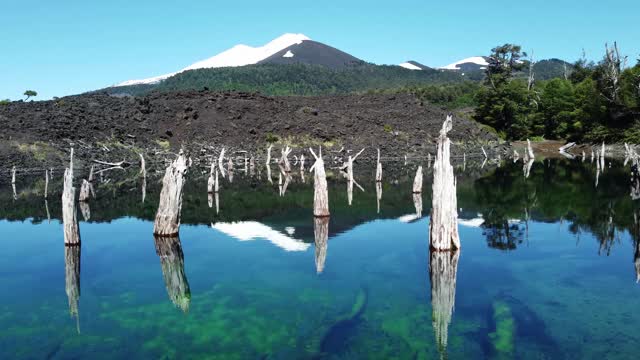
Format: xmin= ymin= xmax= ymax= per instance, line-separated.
xmin=116 ymin=33 xmax=310 ymax=86
xmin=440 ymin=56 xmax=490 ymax=71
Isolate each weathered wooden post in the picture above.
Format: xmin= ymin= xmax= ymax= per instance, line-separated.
xmin=63 ymin=149 xmax=81 ymax=245
xmin=314 ymin=217 xmax=329 ymax=274
xmin=154 ymin=235 xmax=191 ymax=312
xmin=429 ymin=116 xmax=460 ymax=251
xmin=153 ymin=151 xmax=189 ymax=236
xmin=309 ymin=147 xmax=329 ymax=217
xmin=430 ymin=249 xmax=460 ymax=356
xmin=413 ymin=166 xmax=423 ymax=194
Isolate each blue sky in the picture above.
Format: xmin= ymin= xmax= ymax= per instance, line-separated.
xmin=1 ymin=0 xmax=638 ymax=100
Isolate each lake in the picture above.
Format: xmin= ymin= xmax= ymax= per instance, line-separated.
xmin=1 ymin=157 xmax=639 ymax=359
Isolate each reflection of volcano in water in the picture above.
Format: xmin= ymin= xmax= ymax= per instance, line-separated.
xmin=211 ymin=221 xmax=310 ymax=252
xmin=154 ymin=236 xmax=191 ymax=312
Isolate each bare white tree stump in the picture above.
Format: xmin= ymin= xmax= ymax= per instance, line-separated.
xmin=429 ymin=116 xmax=460 ymax=250
xmin=44 ymin=169 xmax=49 ymax=199
xmin=376 ymin=149 xmax=382 ymax=182
xmin=527 ymin=139 xmax=535 ymax=159
xmin=153 ymin=152 xmax=189 ymax=236
xmin=266 ymin=145 xmax=273 ymax=165
xmin=310 ymin=147 xmax=329 ymax=217
xmin=413 ymin=166 xmax=423 ymax=194
xmin=430 ymin=249 xmax=460 ymax=355
xmin=63 ymin=149 xmax=81 ymax=245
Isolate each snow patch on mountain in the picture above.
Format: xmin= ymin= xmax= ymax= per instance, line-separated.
xmin=116 ymin=33 xmax=310 ymax=86
xmin=399 ymin=62 xmax=423 ymax=70
xmin=283 ymin=50 xmax=295 ymax=58
xmin=440 ymin=56 xmax=489 ymax=70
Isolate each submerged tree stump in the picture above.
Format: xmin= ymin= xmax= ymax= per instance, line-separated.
xmin=413 ymin=166 xmax=423 ymax=194
xmin=153 ymin=152 xmax=189 ymax=236
xmin=430 ymin=249 xmax=460 ymax=355
xmin=65 ymin=244 xmax=81 ymax=333
xmin=310 ymin=147 xmax=329 ymax=217
xmin=63 ymin=149 xmax=81 ymax=245
xmin=154 ymin=235 xmax=191 ymax=312
xmin=314 ymin=216 xmax=329 ymax=274
xmin=429 ymin=116 xmax=460 ymax=251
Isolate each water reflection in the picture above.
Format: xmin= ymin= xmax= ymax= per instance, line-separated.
xmin=429 ymin=249 xmax=459 ymax=356
xmin=314 ymin=217 xmax=329 ymax=274
xmin=153 ymin=236 xmax=191 ymax=312
xmin=64 ymin=244 xmax=81 ymax=333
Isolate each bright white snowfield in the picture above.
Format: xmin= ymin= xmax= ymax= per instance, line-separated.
xmin=440 ymin=56 xmax=488 ymax=70
xmin=398 ymin=62 xmax=422 ymax=70
xmin=116 ymin=33 xmax=310 ymax=86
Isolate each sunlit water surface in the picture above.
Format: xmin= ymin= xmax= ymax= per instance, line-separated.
xmin=0 ymin=158 xmax=639 ymax=359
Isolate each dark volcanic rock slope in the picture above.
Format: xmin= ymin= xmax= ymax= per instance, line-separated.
xmin=0 ymin=91 xmax=501 ymax=169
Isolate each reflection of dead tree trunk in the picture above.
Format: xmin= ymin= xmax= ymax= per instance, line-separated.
xmin=376 ymin=182 xmax=382 ymax=214
xmin=413 ymin=166 xmax=423 ymax=194
xmin=314 ymin=217 xmax=329 ymax=274
xmin=154 ymin=235 xmax=191 ymax=312
xmin=63 ymin=149 xmax=81 ymax=245
xmin=430 ymin=249 xmax=460 ymax=356
xmin=65 ymin=244 xmax=81 ymax=333
xmin=154 ymin=151 xmax=189 ymax=236
xmin=413 ymin=193 xmax=423 ymax=218
xmin=430 ymin=116 xmax=460 ymax=251
xmin=79 ymin=201 xmax=90 ymax=221
xmin=631 ymin=165 xmax=640 ymax=200
xmin=310 ymin=147 xmax=329 ymax=217
xmin=523 ymin=158 xmax=534 ymax=178
xmin=218 ymin=148 xmax=226 ymax=178
xmin=79 ymin=179 xmax=91 ymax=202
xmin=279 ymin=146 xmax=293 ymax=172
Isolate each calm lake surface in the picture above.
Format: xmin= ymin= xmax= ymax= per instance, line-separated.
xmin=1 ymin=158 xmax=639 ymax=359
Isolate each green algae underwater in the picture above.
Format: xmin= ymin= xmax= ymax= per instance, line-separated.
xmin=1 ymin=158 xmax=640 ymax=359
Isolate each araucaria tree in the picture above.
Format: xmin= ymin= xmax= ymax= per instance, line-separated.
xmin=474 ymin=44 xmax=536 ymax=140
xmin=24 ymin=90 xmax=37 ymax=101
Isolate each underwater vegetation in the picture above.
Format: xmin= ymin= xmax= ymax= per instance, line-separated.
xmin=317 ymin=287 xmax=368 ymax=358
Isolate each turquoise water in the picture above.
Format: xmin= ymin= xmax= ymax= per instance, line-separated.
xmin=0 ymin=159 xmax=639 ymax=359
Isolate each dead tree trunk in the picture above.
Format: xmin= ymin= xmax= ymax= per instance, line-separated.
xmin=11 ymin=166 xmax=16 ymax=184
xmin=376 ymin=182 xmax=382 ymax=214
xmin=527 ymin=139 xmax=535 ymax=160
xmin=154 ymin=235 xmax=191 ymax=312
xmin=63 ymin=149 xmax=81 ymax=245
xmin=413 ymin=193 xmax=423 ymax=218
xmin=430 ymin=116 xmax=460 ymax=251
xmin=266 ymin=145 xmax=273 ymax=165
xmin=413 ymin=166 xmax=423 ymax=194
xmin=430 ymin=249 xmax=460 ymax=355
xmin=310 ymin=147 xmax=329 ymax=217
xmin=314 ymin=216 xmax=329 ymax=274
xmin=218 ymin=148 xmax=226 ymax=178
xmin=44 ymin=169 xmax=49 ymax=199
xmin=279 ymin=146 xmax=293 ymax=172
xmin=153 ymin=151 xmax=189 ymax=236
xmin=376 ymin=149 xmax=382 ymax=182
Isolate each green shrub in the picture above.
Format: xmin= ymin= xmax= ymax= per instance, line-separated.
xmin=265 ymin=132 xmax=279 ymax=143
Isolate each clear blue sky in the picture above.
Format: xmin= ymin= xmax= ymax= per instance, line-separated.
xmin=1 ymin=0 xmax=638 ymax=100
